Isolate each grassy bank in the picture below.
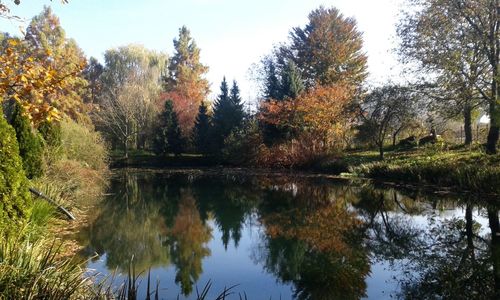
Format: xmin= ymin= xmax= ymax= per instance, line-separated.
xmin=335 ymin=146 xmax=500 ymax=195
xmin=110 ymin=150 xmax=219 ymax=168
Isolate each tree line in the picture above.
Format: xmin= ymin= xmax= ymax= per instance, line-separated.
xmin=2 ymin=1 xmax=499 ymax=174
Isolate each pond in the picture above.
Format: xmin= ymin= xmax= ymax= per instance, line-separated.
xmin=75 ymin=169 xmax=500 ymax=299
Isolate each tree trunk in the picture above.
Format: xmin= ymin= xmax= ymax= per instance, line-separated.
xmin=379 ymin=144 xmax=384 ymax=160
xmin=486 ymin=57 xmax=499 ymax=154
xmin=124 ymin=137 xmax=129 ymax=159
xmin=465 ymin=204 xmax=474 ymax=260
xmin=488 ymin=207 xmax=500 ymax=298
xmin=464 ymin=104 xmax=473 ymax=145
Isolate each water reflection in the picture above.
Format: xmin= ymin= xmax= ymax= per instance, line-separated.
xmin=76 ymin=170 xmax=500 ymax=299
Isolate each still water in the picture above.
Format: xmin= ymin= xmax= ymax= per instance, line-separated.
xmin=76 ymin=169 xmax=500 ymax=299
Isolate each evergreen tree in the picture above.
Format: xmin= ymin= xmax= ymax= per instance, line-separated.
xmin=211 ymin=78 xmax=245 ymax=152
xmin=192 ymin=102 xmax=211 ymax=154
xmin=263 ymin=58 xmax=283 ymax=101
xmin=0 ymin=105 xmax=31 ymax=227
xmin=229 ymin=80 xmax=245 ymax=125
xmin=10 ymin=103 xmax=44 ymax=179
xmin=154 ymin=100 xmax=184 ymax=156
xmin=281 ymin=60 xmax=304 ymax=100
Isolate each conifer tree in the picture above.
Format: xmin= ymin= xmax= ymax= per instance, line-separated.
xmin=10 ymin=102 xmax=44 ymax=179
xmin=154 ymin=100 xmax=184 ymax=156
xmin=229 ymin=80 xmax=245 ymax=126
xmin=264 ymin=59 xmax=283 ymax=100
xmin=281 ymin=60 xmax=304 ymax=100
xmin=193 ymin=102 xmax=210 ymax=154
xmin=0 ymin=105 xmax=31 ymax=226
xmin=211 ymin=78 xmax=245 ymax=151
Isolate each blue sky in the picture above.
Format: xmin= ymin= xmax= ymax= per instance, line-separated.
xmin=1 ymin=0 xmax=404 ymax=103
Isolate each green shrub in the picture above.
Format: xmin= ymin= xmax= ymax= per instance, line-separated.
xmin=60 ymin=118 xmax=108 ymax=172
xmin=10 ymin=103 xmax=44 ymax=179
xmin=38 ymin=119 xmax=62 ymax=148
xmin=0 ymin=107 xmax=32 ymax=227
xmin=222 ymin=119 xmax=263 ymax=165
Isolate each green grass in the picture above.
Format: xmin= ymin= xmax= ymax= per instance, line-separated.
xmin=345 ymin=146 xmax=500 ymax=195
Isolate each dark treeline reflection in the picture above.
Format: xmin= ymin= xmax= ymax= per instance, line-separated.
xmin=76 ymin=170 xmax=500 ymax=299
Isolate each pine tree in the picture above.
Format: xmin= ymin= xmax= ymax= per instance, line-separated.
xmin=281 ymin=60 xmax=304 ymax=100
xmin=229 ymin=80 xmax=245 ymax=126
xmin=264 ymin=59 xmax=283 ymax=100
xmin=193 ymin=102 xmax=210 ymax=154
xmin=10 ymin=102 xmax=44 ymax=179
xmin=154 ymin=100 xmax=184 ymax=156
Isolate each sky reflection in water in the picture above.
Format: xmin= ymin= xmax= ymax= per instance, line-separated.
xmin=76 ymin=169 xmax=499 ymax=299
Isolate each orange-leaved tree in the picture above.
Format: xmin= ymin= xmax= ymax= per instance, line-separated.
xmin=0 ymin=38 xmax=64 ymax=123
xmin=163 ymin=26 xmax=210 ymax=137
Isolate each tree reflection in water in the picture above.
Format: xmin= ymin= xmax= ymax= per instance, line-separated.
xmin=168 ymin=190 xmax=212 ymax=295
xmin=76 ymin=170 xmax=500 ymax=299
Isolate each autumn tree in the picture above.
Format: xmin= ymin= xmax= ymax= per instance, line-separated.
xmin=163 ymin=26 xmax=210 ymax=137
xmin=279 ymin=6 xmax=368 ymax=88
xmin=192 ymin=102 xmax=210 ymax=154
xmin=398 ymin=0 xmax=499 ymax=152
xmin=97 ymin=45 xmax=166 ymax=156
xmin=25 ymin=6 xmax=89 ymax=120
xmin=82 ymin=56 xmax=103 ymax=105
xmin=0 ymin=38 xmax=68 ymax=123
xmin=260 ymin=84 xmax=355 ymax=152
xmin=258 ymin=6 xmax=366 ymax=150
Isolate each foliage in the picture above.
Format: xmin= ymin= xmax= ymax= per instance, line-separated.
xmin=38 ymin=119 xmax=62 ymax=148
xmin=281 ymin=6 xmax=368 ymax=87
xmin=398 ymin=0 xmax=499 ymax=153
xmin=222 ymin=119 xmax=263 ymax=165
xmin=0 ymin=38 xmax=63 ymax=123
xmin=398 ymin=0 xmax=488 ymax=146
xmin=154 ymin=100 xmax=184 ymax=156
xmin=192 ymin=101 xmax=211 ymax=154
xmin=97 ymin=44 xmax=165 ymax=157
xmin=164 ymin=26 xmax=210 ymax=136
xmin=0 ymin=106 xmax=31 ymax=227
xmin=33 ymin=118 xmax=108 ymax=208
xmin=211 ymin=78 xmax=245 ymax=152
xmin=82 ymin=56 xmax=104 ymax=105
xmin=10 ymin=102 xmax=44 ymax=178
xmin=25 ymin=6 xmax=89 ymax=121
xmin=260 ymin=84 xmax=354 ymax=150
xmin=59 ymin=118 xmax=108 ymax=172
xmin=356 ymin=85 xmax=420 ymax=159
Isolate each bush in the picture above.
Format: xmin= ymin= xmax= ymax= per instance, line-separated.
xmin=0 ymin=107 xmax=32 ymax=228
xmin=256 ymin=132 xmax=335 ymax=169
xmin=34 ymin=118 xmax=109 ymax=209
xmin=222 ymin=119 xmax=263 ymax=165
xmin=60 ymin=119 xmax=108 ymax=172
xmin=38 ymin=119 xmax=62 ymax=148
xmin=10 ymin=103 xmax=44 ymax=179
